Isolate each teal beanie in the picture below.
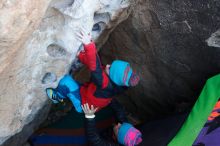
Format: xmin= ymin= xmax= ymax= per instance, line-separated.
xmin=117 ymin=123 xmax=142 ymax=146
xmin=109 ymin=60 xmax=132 ymax=86
xmin=117 ymin=123 xmax=133 ymax=145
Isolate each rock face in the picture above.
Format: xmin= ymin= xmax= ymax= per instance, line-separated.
xmin=1 ymin=0 xmax=220 ymax=144
xmin=0 ymin=0 xmax=132 ymax=145
xmin=0 ymin=0 xmax=51 ymax=74
xmin=100 ymin=0 xmax=220 ymax=120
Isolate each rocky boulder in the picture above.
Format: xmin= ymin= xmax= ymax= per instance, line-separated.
xmin=100 ymin=0 xmax=220 ymax=120
xmin=0 ymin=0 xmax=132 ymax=145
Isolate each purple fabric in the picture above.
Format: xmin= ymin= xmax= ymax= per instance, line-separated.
xmin=193 ymin=127 xmax=220 ymax=146
xmin=193 ymin=101 xmax=220 ymax=146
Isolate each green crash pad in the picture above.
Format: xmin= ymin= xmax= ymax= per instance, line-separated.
xmin=168 ymin=74 xmax=220 ymax=146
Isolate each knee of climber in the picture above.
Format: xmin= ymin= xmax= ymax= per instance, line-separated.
xmin=58 ymin=74 xmax=80 ymax=92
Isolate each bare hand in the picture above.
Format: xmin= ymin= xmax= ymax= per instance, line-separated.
xmin=76 ymin=27 xmax=92 ymax=45
xmin=81 ymin=103 xmax=98 ymax=118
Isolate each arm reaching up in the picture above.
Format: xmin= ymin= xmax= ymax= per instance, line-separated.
xmin=76 ymin=28 xmax=96 ymax=71
xmin=76 ymin=28 xmax=108 ymax=89
xmin=81 ymin=103 xmax=119 ymax=146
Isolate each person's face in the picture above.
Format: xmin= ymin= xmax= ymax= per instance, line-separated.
xmin=105 ymin=64 xmax=111 ymax=75
xmin=113 ymin=123 xmax=121 ymax=137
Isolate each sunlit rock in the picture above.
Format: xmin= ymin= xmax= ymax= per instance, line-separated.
xmin=0 ymin=0 xmax=131 ymax=145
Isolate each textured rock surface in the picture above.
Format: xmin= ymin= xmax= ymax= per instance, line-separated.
xmin=100 ymin=0 xmax=220 ymax=120
xmin=0 ymin=0 xmax=132 ymax=145
xmin=0 ymin=0 xmax=51 ymax=74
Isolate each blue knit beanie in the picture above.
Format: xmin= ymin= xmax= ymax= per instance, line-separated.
xmin=117 ymin=123 xmax=133 ymax=145
xmin=117 ymin=123 xmax=142 ymax=146
xmin=109 ymin=60 xmax=133 ymax=86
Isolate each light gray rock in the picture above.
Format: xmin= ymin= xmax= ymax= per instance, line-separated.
xmin=0 ymin=0 xmax=132 ymax=145
xmin=207 ymin=29 xmax=220 ymax=48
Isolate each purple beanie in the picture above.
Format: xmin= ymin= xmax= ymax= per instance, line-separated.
xmin=117 ymin=123 xmax=142 ymax=146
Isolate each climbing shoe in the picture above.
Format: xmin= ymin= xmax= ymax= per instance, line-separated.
xmin=46 ymin=88 xmax=63 ymax=104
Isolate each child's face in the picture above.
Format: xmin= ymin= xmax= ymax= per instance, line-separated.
xmin=105 ymin=64 xmax=111 ymax=75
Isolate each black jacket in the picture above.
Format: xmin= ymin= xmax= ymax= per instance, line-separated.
xmin=86 ymin=99 xmax=128 ymax=146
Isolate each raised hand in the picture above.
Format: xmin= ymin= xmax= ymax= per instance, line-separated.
xmin=76 ymin=27 xmax=92 ymax=45
xmin=81 ymin=103 xmax=98 ymax=118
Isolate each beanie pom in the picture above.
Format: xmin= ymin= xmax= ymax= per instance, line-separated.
xmin=128 ymin=72 xmax=140 ymax=86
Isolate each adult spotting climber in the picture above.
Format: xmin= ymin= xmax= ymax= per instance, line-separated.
xmin=81 ymin=103 xmax=142 ymax=146
xmin=45 ymin=27 xmax=140 ymax=113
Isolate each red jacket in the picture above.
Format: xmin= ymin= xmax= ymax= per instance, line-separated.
xmin=78 ymin=42 xmax=126 ymax=109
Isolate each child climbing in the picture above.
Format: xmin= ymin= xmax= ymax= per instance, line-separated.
xmin=45 ymin=27 xmax=140 ymax=113
xmin=81 ymin=103 xmax=142 ymax=146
